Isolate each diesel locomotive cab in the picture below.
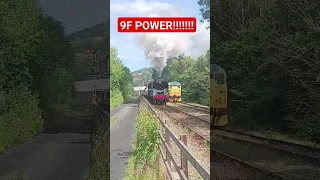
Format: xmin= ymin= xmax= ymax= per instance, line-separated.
xmin=210 ymin=64 xmax=228 ymax=127
xmin=168 ymin=81 xmax=182 ymax=102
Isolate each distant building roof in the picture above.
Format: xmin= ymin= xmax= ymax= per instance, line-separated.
xmin=75 ymin=79 xmax=109 ymax=92
xmin=133 ymin=86 xmax=147 ymax=91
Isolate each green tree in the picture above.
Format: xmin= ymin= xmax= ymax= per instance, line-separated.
xmin=110 ymin=47 xmax=134 ymax=109
xmin=197 ymin=0 xmax=210 ymax=24
xmin=0 ymin=0 xmax=76 ymax=150
xmin=165 ymin=54 xmax=210 ymax=106
xmin=120 ymin=67 xmax=133 ymax=101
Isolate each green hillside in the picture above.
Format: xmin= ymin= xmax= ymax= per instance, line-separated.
xmin=132 ymin=67 xmax=153 ymax=87
xmin=68 ymin=22 xmax=109 ymax=80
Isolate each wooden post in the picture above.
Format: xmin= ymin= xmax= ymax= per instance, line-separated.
xmin=165 ymin=128 xmax=171 ymax=169
xmin=160 ymin=120 xmax=163 ymax=134
xmin=180 ymin=135 xmax=188 ymax=178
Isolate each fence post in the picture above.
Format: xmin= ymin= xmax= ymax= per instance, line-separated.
xmin=165 ymin=128 xmax=172 ymax=169
xmin=180 ymin=134 xmax=188 ymax=178
xmin=160 ymin=119 xmax=163 ymax=134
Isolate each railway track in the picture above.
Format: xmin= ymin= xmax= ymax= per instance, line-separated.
xmin=212 ymin=128 xmax=320 ymax=180
xmin=211 ymin=149 xmax=292 ymax=180
xmin=147 ymin=100 xmax=320 ymax=179
xmin=167 ymin=102 xmax=210 ymax=123
xmin=177 ymin=102 xmax=210 ymax=112
xmin=214 ymin=128 xmax=320 ymax=163
xmin=155 ymin=104 xmax=210 ymax=142
xmin=155 ymin=102 xmax=290 ymax=179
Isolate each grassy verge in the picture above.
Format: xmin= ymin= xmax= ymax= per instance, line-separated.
xmin=124 ymin=103 xmax=164 ymax=180
xmin=86 ymin=108 xmax=109 ymax=180
xmin=85 ymin=133 xmax=109 ymax=180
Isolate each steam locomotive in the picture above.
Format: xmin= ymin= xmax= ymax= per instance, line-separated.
xmin=145 ymin=78 xmax=169 ymax=105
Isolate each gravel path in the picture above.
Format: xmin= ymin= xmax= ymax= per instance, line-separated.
xmin=110 ymin=100 xmax=139 ymax=180
xmin=0 ymin=112 xmax=92 ymax=180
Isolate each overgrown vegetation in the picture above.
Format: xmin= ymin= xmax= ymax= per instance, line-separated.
xmin=124 ymin=103 xmax=163 ymax=180
xmin=199 ymin=0 xmax=320 ymax=142
xmin=85 ymin=105 xmax=109 ymax=180
xmin=110 ymin=47 xmax=134 ymax=109
xmin=0 ymin=0 xmax=75 ymax=152
xmin=86 ymin=124 xmax=109 ymax=180
xmin=161 ymin=54 xmax=210 ymax=106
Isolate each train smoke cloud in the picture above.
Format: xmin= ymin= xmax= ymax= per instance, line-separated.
xmin=111 ymin=0 xmax=210 ymax=74
xmin=135 ymin=15 xmax=209 ymax=75
xmin=136 ymin=19 xmax=190 ymax=75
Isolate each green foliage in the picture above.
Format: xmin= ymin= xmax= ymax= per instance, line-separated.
xmin=110 ymin=47 xmax=133 ymax=109
xmin=124 ymin=104 xmax=162 ymax=180
xmin=166 ymin=54 xmax=210 ymax=106
xmin=120 ymin=67 xmax=134 ymax=101
xmin=110 ymin=88 xmax=124 ymax=109
xmin=41 ymin=68 xmax=75 ymax=127
xmin=209 ymin=0 xmax=320 ymax=142
xmin=197 ymin=0 xmax=210 ymax=24
xmin=0 ymin=0 xmax=75 ymax=150
xmin=86 ymin=124 xmax=109 ymax=180
xmin=0 ymin=87 xmax=43 ymax=153
xmin=0 ymin=0 xmax=45 ymax=89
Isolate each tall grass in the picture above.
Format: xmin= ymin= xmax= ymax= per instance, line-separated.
xmin=124 ymin=103 xmax=164 ymax=180
xmin=86 ymin=107 xmax=109 ymax=180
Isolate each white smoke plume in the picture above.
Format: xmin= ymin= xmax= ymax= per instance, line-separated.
xmin=111 ymin=0 xmax=210 ymax=75
xmin=135 ymin=21 xmax=190 ymax=75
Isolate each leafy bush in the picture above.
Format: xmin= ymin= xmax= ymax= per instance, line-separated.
xmin=86 ymin=126 xmax=109 ymax=180
xmin=110 ymin=88 xmax=124 ymax=110
xmin=0 ymin=87 xmax=43 ymax=153
xmin=124 ymin=103 xmax=163 ymax=180
xmin=0 ymin=0 xmax=76 ymax=151
xmin=110 ymin=47 xmax=133 ymax=109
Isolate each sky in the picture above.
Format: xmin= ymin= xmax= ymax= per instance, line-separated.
xmin=38 ymin=0 xmax=209 ymax=73
xmin=110 ymin=0 xmax=210 ymax=72
xmin=39 ymin=0 xmax=109 ymax=34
